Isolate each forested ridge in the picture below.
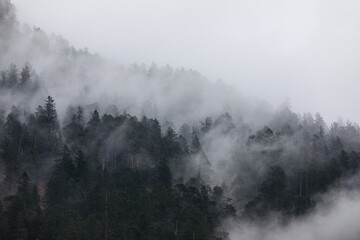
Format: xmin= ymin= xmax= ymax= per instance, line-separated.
xmin=2 ymin=0 xmax=360 ymax=239
xmin=0 ymin=93 xmax=237 ymax=239
xmin=1 ymin=72 xmax=360 ymax=239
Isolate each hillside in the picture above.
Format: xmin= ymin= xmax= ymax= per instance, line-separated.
xmin=1 ymin=1 xmax=360 ymax=239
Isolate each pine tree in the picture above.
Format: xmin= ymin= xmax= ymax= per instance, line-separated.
xmin=76 ymin=150 xmax=88 ymax=182
xmin=2 ymin=113 xmax=23 ymax=187
xmin=87 ymin=109 xmax=100 ymax=128
xmin=44 ymin=96 xmax=59 ymax=131
xmin=7 ymin=63 xmax=18 ymax=88
xmin=76 ymin=106 xmax=85 ymax=126
xmin=19 ymin=64 xmax=31 ymax=87
xmin=36 ymin=96 xmax=59 ymax=132
xmin=46 ymin=145 xmax=75 ymax=205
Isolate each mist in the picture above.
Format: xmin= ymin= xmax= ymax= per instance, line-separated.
xmin=11 ymin=0 xmax=360 ymax=124
xmin=0 ymin=0 xmax=274 ymax=130
xmin=227 ymin=175 xmax=360 ymax=240
xmin=1 ymin=0 xmax=360 ymax=239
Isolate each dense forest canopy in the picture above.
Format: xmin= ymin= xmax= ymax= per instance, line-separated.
xmin=1 ymin=0 xmax=360 ymax=239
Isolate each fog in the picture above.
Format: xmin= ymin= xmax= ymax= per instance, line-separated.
xmin=2 ymin=1 xmax=360 ymax=239
xmin=227 ymin=175 xmax=360 ymax=240
xmin=12 ymin=0 xmax=360 ymax=124
xmin=229 ymin=191 xmax=360 ymax=240
xmin=0 ymin=0 xmax=274 ymax=130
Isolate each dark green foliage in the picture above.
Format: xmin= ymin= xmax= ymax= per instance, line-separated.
xmin=1 ymin=95 xmax=360 ymax=239
xmin=0 ymin=101 xmax=237 ymax=239
xmin=6 ymin=64 xmax=18 ymax=88
xmin=244 ymin=148 xmax=360 ymax=219
xmin=244 ymin=166 xmax=296 ymax=218
xmin=19 ymin=64 xmax=31 ymax=87
xmin=46 ymin=145 xmax=76 ymax=206
xmin=36 ymin=96 xmax=59 ymax=132
xmin=0 ymin=64 xmax=39 ymax=91
xmin=1 ymin=112 xmax=31 ymax=189
xmin=156 ymin=160 xmax=172 ymax=188
xmin=27 ymin=96 xmax=61 ymax=157
xmin=3 ymin=172 xmax=42 ymax=240
xmin=75 ymin=150 xmax=88 ymax=182
xmin=87 ymin=109 xmax=100 ymax=129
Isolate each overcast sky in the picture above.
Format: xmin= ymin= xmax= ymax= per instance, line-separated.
xmin=11 ymin=0 xmax=360 ymax=124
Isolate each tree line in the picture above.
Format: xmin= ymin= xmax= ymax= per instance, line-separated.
xmin=0 ymin=96 xmax=235 ymax=240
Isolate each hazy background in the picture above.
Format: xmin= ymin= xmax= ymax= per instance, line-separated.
xmin=11 ymin=0 xmax=360 ymax=124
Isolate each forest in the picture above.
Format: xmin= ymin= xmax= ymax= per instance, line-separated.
xmin=1 ymin=65 xmax=360 ymax=239
xmin=1 ymin=0 xmax=360 ymax=239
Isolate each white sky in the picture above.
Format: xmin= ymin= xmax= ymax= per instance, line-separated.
xmin=11 ymin=0 xmax=360 ymax=124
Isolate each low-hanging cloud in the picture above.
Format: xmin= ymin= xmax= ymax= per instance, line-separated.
xmin=11 ymin=0 xmax=360 ymax=123
xmin=3 ymin=3 xmax=360 ymax=238
xmin=227 ymin=184 xmax=360 ymax=240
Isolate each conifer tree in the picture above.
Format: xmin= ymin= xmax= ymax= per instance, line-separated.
xmin=87 ymin=109 xmax=100 ymax=128
xmin=19 ymin=64 xmax=31 ymax=87
xmin=36 ymin=96 xmax=59 ymax=132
